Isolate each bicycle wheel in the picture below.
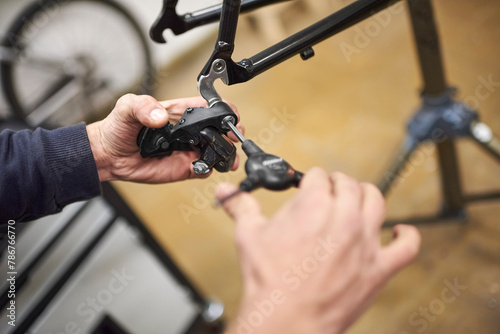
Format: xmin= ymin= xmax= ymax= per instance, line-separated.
xmin=1 ymin=0 xmax=154 ymax=127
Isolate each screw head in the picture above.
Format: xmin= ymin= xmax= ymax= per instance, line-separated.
xmin=221 ymin=115 xmax=235 ymax=130
xmin=193 ymin=161 xmax=210 ymax=175
xmin=188 ymin=139 xmax=195 ymax=144
xmin=179 ymin=119 xmax=185 ymax=124
xmin=213 ymin=60 xmax=225 ymax=73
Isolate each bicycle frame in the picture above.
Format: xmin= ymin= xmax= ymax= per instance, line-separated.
xmin=150 ymin=0 xmax=290 ymax=42
xmin=151 ymin=0 xmax=400 ymax=85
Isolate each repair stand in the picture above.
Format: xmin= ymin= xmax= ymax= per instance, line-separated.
xmin=378 ymin=0 xmax=500 ymax=227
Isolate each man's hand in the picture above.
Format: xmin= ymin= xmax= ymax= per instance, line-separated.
xmin=87 ymin=94 xmax=243 ymax=183
xmin=216 ymin=168 xmax=421 ymax=334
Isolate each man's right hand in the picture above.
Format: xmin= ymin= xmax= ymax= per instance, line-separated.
xmin=216 ymin=167 xmax=421 ymax=334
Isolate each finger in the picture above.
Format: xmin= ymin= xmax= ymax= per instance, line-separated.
xmin=160 ymin=97 xmax=208 ymax=114
xmin=227 ymin=123 xmax=245 ymax=143
xmin=330 ymin=172 xmax=362 ymax=202
xmin=272 ymin=167 xmax=333 ymax=231
xmin=159 ymin=97 xmax=207 ymax=123
xmin=215 ymin=183 xmax=266 ymax=227
xmin=328 ymin=172 xmax=365 ymax=235
xmin=360 ymin=182 xmax=386 ymax=232
xmin=231 ymin=154 xmax=240 ymax=171
xmin=236 ymin=123 xmax=245 ymax=136
xmin=299 ymin=167 xmax=333 ymax=195
xmin=379 ymin=224 xmax=421 ymax=279
xmin=223 ymin=100 xmax=239 ymax=118
xmin=116 ymin=94 xmax=168 ymax=129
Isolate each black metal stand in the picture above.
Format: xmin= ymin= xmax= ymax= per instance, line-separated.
xmin=378 ymin=0 xmax=500 ymax=227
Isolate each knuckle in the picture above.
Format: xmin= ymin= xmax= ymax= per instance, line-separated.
xmin=309 ymin=166 xmax=326 ymax=175
xmin=142 ymin=94 xmax=158 ymax=105
xmin=330 ymin=171 xmax=348 ymax=180
xmin=362 ymin=182 xmax=382 ymax=197
xmin=362 ymin=183 xmax=386 ymax=211
xmin=118 ymin=93 xmax=136 ymax=105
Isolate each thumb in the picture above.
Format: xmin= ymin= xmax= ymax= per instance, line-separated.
xmin=146 ymin=108 xmax=169 ymax=128
xmin=115 ymin=94 xmax=168 ymax=129
xmin=215 ymin=183 xmax=266 ymax=227
xmin=379 ymin=224 xmax=421 ymax=279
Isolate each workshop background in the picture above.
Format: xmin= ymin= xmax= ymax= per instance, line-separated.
xmin=2 ymin=0 xmax=500 ymax=333
xmin=117 ymin=0 xmax=500 ymax=332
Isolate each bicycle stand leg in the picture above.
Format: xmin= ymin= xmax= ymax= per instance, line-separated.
xmin=377 ymin=136 xmax=419 ymax=195
xmin=379 ymin=0 xmax=473 ymax=226
xmin=469 ymin=121 xmax=500 ymax=162
xmin=436 ymin=139 xmax=465 ymax=215
xmin=408 ymin=0 xmax=468 ymax=217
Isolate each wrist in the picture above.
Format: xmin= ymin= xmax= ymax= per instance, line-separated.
xmin=86 ymin=122 xmax=116 ymax=182
xmin=226 ymin=292 xmax=325 ymax=334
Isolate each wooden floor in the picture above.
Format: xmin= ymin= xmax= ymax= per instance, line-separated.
xmin=114 ymin=1 xmax=500 ymax=332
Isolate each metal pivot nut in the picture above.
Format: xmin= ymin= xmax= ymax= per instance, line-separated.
xmin=213 ymin=60 xmax=226 ymax=73
xmin=221 ymin=115 xmax=236 ymax=130
xmin=193 ymin=161 xmax=211 ymax=175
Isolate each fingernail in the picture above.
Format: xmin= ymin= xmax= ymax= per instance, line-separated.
xmin=150 ymin=109 xmax=166 ymax=122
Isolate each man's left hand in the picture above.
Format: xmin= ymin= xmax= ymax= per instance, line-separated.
xmin=86 ymin=94 xmax=243 ymax=183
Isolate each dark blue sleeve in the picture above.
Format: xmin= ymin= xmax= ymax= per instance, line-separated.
xmin=0 ymin=123 xmax=102 ymax=223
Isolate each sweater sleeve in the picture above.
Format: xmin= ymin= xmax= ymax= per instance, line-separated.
xmin=0 ymin=123 xmax=102 ymax=223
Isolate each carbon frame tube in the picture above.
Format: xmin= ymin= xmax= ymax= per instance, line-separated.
xmin=238 ymin=0 xmax=400 ymax=83
xmin=150 ymin=0 xmax=290 ymax=42
xmin=186 ymin=0 xmax=290 ymax=31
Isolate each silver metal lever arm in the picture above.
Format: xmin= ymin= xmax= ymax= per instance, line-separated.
xmin=197 ymin=59 xmax=229 ymax=107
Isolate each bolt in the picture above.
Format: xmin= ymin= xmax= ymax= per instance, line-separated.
xmin=221 ymin=115 xmax=235 ymax=130
xmin=300 ymin=47 xmax=315 ymax=61
xmin=156 ymin=137 xmax=167 ymax=150
xmin=193 ymin=161 xmax=211 ymax=175
xmin=214 ymin=60 xmax=225 ymax=73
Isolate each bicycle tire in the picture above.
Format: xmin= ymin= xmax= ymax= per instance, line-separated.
xmin=0 ymin=0 xmax=154 ymax=127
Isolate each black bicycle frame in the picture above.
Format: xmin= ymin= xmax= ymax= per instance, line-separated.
xmin=198 ymin=0 xmax=400 ymax=85
xmin=152 ymin=0 xmax=401 ymax=85
xmin=150 ymin=0 xmax=290 ymax=42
